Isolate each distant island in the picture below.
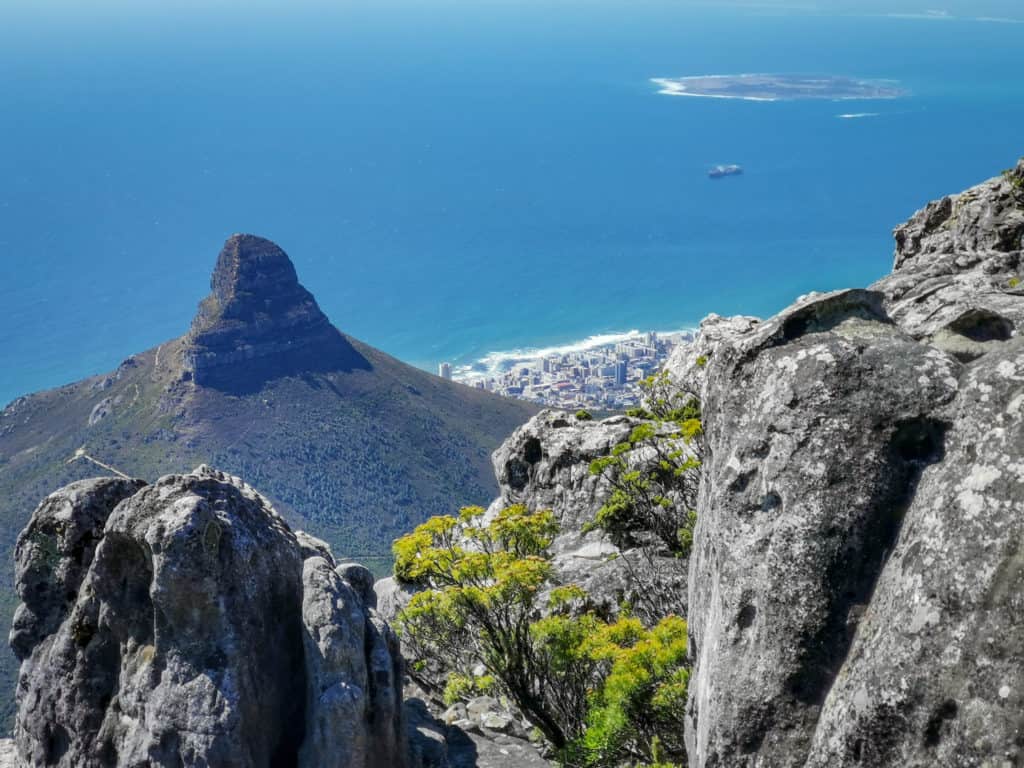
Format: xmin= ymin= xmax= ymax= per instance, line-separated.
xmin=652 ymin=74 xmax=906 ymax=102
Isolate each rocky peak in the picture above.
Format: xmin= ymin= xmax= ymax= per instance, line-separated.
xmin=183 ymin=235 xmax=367 ymax=393
xmin=201 ymin=234 xmax=310 ymax=326
xmin=892 ymin=160 xmax=1024 ymax=268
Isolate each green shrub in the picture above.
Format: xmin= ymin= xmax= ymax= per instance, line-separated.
xmin=639 ymin=371 xmax=702 ymax=424
xmin=676 ymin=510 xmax=699 ymax=559
xmin=395 ymin=509 xmax=692 ymax=762
xmin=587 ymin=382 xmax=702 ymax=555
xmin=395 ymin=506 xmax=577 ymax=746
xmin=576 ymin=410 xmax=593 ymax=421
xmin=442 ymin=671 xmax=496 ymax=705
xmin=443 ymin=672 xmax=476 ymax=706
xmin=569 ymin=615 xmax=690 ymax=767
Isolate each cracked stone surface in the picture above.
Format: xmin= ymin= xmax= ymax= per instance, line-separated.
xmin=10 ymin=466 xmax=403 ymax=768
xmin=670 ymin=162 xmax=1024 ymax=767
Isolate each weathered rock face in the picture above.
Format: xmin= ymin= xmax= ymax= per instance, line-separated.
xmin=489 ymin=409 xmax=689 ymax=618
xmin=10 ymin=467 xmax=403 ymax=768
xmin=674 ymin=163 xmax=1024 ymax=767
xmin=491 ymin=409 xmax=637 ymax=532
xmin=183 ymin=234 xmax=368 ymax=392
xmin=807 ymin=340 xmax=1024 ymax=767
xmin=299 ymin=557 xmax=404 ymax=768
xmin=9 ymin=477 xmax=146 ymax=663
xmin=875 ymin=159 xmax=1024 ymax=355
xmin=679 ymin=290 xmax=961 ymax=766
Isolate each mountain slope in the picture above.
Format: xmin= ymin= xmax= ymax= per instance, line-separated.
xmin=0 ymin=234 xmax=538 ymax=729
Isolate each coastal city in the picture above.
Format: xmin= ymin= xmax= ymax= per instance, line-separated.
xmin=439 ymin=330 xmax=693 ymax=411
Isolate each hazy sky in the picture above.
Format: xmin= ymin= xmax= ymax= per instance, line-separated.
xmin=671 ymin=0 xmax=1023 ymax=18
xmin=5 ymin=0 xmax=1024 ymax=15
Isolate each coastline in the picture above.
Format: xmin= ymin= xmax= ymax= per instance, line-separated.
xmin=440 ymin=327 xmax=697 ymax=410
xmin=449 ymin=327 xmax=696 ymax=382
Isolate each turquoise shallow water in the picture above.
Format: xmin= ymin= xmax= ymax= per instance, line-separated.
xmin=2 ymin=2 xmax=1023 ymax=405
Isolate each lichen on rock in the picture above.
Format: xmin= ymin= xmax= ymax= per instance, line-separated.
xmin=677 ymin=162 xmax=1024 ymax=768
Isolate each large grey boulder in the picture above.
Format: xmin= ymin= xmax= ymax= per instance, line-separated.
xmin=806 ymin=339 xmax=1024 ymax=767
xmin=683 ymin=289 xmax=961 ymax=767
xmin=9 ymin=477 xmax=146 ymax=662
xmin=374 ymin=576 xmax=422 ymax=626
xmin=679 ymin=163 xmax=1024 ymax=767
xmin=10 ymin=466 xmax=403 ymax=768
xmin=491 ymin=409 xmax=640 ymax=533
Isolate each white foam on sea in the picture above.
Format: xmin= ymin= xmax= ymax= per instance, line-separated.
xmin=884 ymin=11 xmax=953 ymax=21
xmin=879 ymin=12 xmax=1022 ymax=24
xmin=837 ymin=112 xmax=880 ymax=119
xmin=451 ymin=328 xmax=695 ymax=383
xmin=973 ymin=16 xmax=1024 ymax=24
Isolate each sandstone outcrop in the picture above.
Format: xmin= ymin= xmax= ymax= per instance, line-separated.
xmin=10 ymin=467 xmax=403 ymax=768
xmin=673 ymin=163 xmax=1024 ymax=767
xmin=183 ymin=234 xmax=369 ymax=392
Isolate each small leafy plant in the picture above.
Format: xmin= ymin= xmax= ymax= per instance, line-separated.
xmin=1002 ymin=167 xmax=1024 ymax=205
xmin=588 ymin=373 xmax=702 ymax=556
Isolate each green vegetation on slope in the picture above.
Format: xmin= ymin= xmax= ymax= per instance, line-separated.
xmin=395 ymin=506 xmax=690 ymax=767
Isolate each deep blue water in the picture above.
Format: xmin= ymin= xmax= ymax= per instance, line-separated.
xmin=2 ymin=2 xmax=1023 ymax=405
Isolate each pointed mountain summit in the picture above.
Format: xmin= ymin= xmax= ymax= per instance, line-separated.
xmin=184 ymin=235 xmax=367 ymax=392
xmin=0 ymin=235 xmax=539 ymax=728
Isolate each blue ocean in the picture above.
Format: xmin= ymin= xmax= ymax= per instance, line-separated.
xmin=2 ymin=1 xmax=1023 ymax=406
